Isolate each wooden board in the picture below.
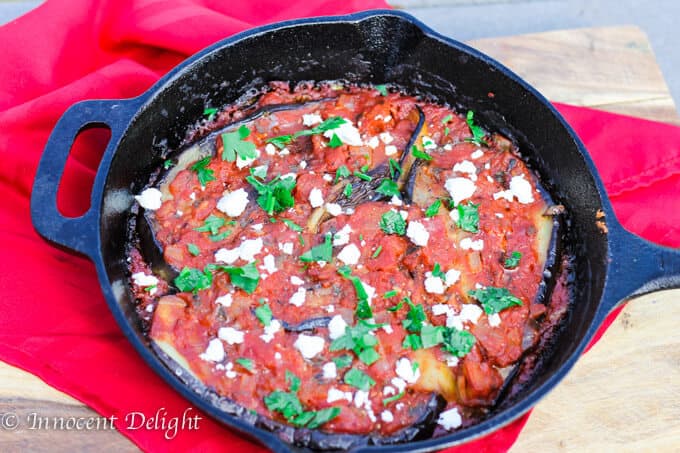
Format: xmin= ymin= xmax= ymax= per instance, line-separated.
xmin=1 ymin=25 xmax=679 ymax=452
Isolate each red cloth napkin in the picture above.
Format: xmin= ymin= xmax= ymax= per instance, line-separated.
xmin=1 ymin=1 xmax=679 ymax=451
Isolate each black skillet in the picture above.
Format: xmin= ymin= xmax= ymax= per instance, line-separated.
xmin=30 ymin=10 xmax=680 ymax=452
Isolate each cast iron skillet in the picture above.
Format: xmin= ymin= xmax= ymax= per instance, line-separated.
xmin=30 ymin=10 xmax=680 ymax=452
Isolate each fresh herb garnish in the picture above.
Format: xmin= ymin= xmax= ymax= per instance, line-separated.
xmin=384 ymin=289 xmax=398 ymax=299
xmin=441 ymin=114 xmax=453 ymax=124
xmin=379 ymin=210 xmax=406 ymax=235
xmin=357 ymin=347 xmax=381 ymax=365
xmin=246 ymin=174 xmax=296 ymax=215
xmin=376 ymin=179 xmax=400 ymax=198
xmin=388 ymin=158 xmax=402 ymax=179
xmin=213 ymin=262 xmax=260 ymax=294
xmin=420 ymin=324 xmax=446 ymax=349
xmin=203 ymin=107 xmax=218 ymax=118
xmin=457 ymin=202 xmax=479 ymax=233
xmin=343 ymin=182 xmax=353 ymax=198
xmin=328 ymin=133 xmax=343 ymax=148
xmin=412 ymin=145 xmax=433 ymax=161
xmin=235 ymin=358 xmax=254 ymax=372
xmin=375 ymin=84 xmax=388 ymax=96
xmin=187 ymin=243 xmax=200 ymax=256
xmin=387 ymin=299 xmax=404 ymax=311
xmin=402 ymin=333 xmax=423 ymax=350
xmin=221 ymin=125 xmax=258 ymax=162
xmin=337 ymin=266 xmax=372 ymax=319
xmin=402 ymin=297 xmax=426 ymax=333
xmin=344 ymin=368 xmax=376 ymax=391
xmin=504 ymin=251 xmax=522 ymax=269
xmin=264 ymin=391 xmax=303 ymax=420
xmin=267 ymin=117 xmax=348 ymax=149
xmin=282 ymin=219 xmax=303 ymax=232
xmin=143 ymin=284 xmax=157 ymax=293
xmin=208 ymin=230 xmax=231 ymax=242
xmin=431 ymin=263 xmax=446 ymax=279
xmin=163 ymin=159 xmax=174 ymax=170
xmin=468 ymin=286 xmax=523 ymax=314
xmin=465 ymin=110 xmax=488 ymax=146
xmin=286 ymin=370 xmax=301 ymax=392
xmin=383 ymin=391 xmax=405 ymax=406
xmin=371 ymin=246 xmax=382 ymax=259
xmin=334 ymin=165 xmax=350 ymax=183
xmin=425 ymin=199 xmax=441 ymax=218
xmin=190 ymin=156 xmax=216 ymax=187
xmin=174 ymin=266 xmax=213 ymax=293
xmin=195 ymin=215 xmax=225 ymax=235
xmin=442 ymin=328 xmax=476 ymax=357
xmin=353 ymin=170 xmax=372 ymax=182
xmin=296 ymin=407 xmax=341 ymax=429
xmin=332 ymin=355 xmax=353 ymax=369
xmin=250 ymin=165 xmax=268 ymax=179
xmin=255 ymin=302 xmax=273 ymax=327
xmin=299 ymin=233 xmax=333 ymax=263
xmin=330 ymin=322 xmax=380 ymax=365
xmin=355 ymin=299 xmax=373 ymax=320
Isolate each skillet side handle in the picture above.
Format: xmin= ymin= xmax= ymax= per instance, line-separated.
xmin=31 ymin=99 xmax=135 ymax=258
xmin=599 ymin=224 xmax=680 ymax=316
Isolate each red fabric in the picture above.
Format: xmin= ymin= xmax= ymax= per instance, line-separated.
xmin=1 ymin=1 xmax=679 ymax=451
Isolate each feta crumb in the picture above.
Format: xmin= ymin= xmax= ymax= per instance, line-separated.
xmin=383 ymin=115 xmax=392 ymax=123
xmin=294 ymin=334 xmax=325 ymax=359
xmin=390 ymin=195 xmax=403 ymax=206
xmin=383 ymin=386 xmax=396 ymax=396
xmin=299 ymin=160 xmax=307 ymax=169
xmin=406 ymin=220 xmax=429 ymax=247
xmin=367 ymin=136 xmax=380 ymax=149
xmin=239 ymin=237 xmax=264 ymax=262
xmin=302 ymin=113 xmax=323 ymax=126
xmin=135 ymin=188 xmax=163 ymax=210
xmin=460 ymin=237 xmax=484 ymax=251
xmin=279 ymin=147 xmax=290 ymax=156
xmin=422 ymin=135 xmax=437 ymax=150
xmin=325 ymin=305 xmax=335 ymax=313
xmin=488 ymin=313 xmax=502 ymax=327
xmin=322 ymin=362 xmax=337 ymax=379
xmin=323 ymin=173 xmax=333 ymax=182
xmin=327 ymin=388 xmax=353 ymax=403
xmin=354 ymin=390 xmax=369 ymax=408
xmin=459 ymin=304 xmax=483 ymax=324
xmin=493 ymin=190 xmax=514 ymax=202
xmin=445 ymin=354 xmax=460 ymax=367
xmin=432 ymin=304 xmax=453 ymax=316
xmin=251 ymin=223 xmax=263 ymax=231
xmin=260 ymin=319 xmax=282 ymax=343
xmin=309 ymin=188 xmax=324 ymax=208
xmin=391 ymin=377 xmax=407 ymax=393
xmin=132 ymin=272 xmax=159 ymax=288
xmin=328 ymin=315 xmax=348 ymax=339
xmin=189 ymin=192 xmax=196 ymax=201
xmin=424 ymin=273 xmax=445 ymax=294
xmin=218 ymin=327 xmax=245 ymax=345
xmin=289 ymin=287 xmax=306 ymax=307
xmin=445 ymin=269 xmax=461 ymax=286
xmin=176 ymin=210 xmax=183 ymax=217
xmin=484 ymin=162 xmax=491 ymax=169
xmin=495 ymin=213 xmax=504 ymax=218
xmin=278 ymin=242 xmax=294 ymax=255
xmin=379 ymin=131 xmax=394 ymax=144
xmin=443 ymin=143 xmax=453 ymax=151
xmin=398 ymin=210 xmax=408 ymax=220
xmin=217 ymin=188 xmax=250 ymax=217
xmin=235 ymin=148 xmax=260 ymax=169
xmin=265 ymin=143 xmax=277 ymax=155
xmin=471 ymin=149 xmax=484 ymax=159
xmin=323 ymin=119 xmax=363 ymax=146
xmin=261 ymin=254 xmax=277 ymax=275
xmin=437 ymin=407 xmax=463 ymax=430
xmin=453 ymin=160 xmax=478 ymax=181
xmin=445 ymin=177 xmax=476 ymax=206
xmin=214 ymin=247 xmax=240 ymax=264
xmin=486 ymin=175 xmax=494 ymax=183
xmin=510 ymin=174 xmax=535 ymax=204
xmin=275 ymin=352 xmax=282 ymax=360
xmin=325 ymin=202 xmax=343 ymax=216
xmin=382 ymin=324 xmax=394 ymax=334
xmin=215 ymin=294 xmax=233 ymax=307
xmin=199 ymin=338 xmax=225 ymax=362
xmin=290 ymin=275 xmax=304 ymax=286
xmin=395 ymin=358 xmax=420 ymax=384
xmin=384 ymin=144 xmax=398 ymax=156
xmin=333 ymin=224 xmax=352 ymax=246
xmin=362 ymin=281 xmax=376 ymax=303
xmin=337 ymin=243 xmax=361 ymax=265
xmin=225 ymin=362 xmax=237 ymax=379
xmin=381 ymin=410 xmax=394 ymax=423
xmin=449 ymin=208 xmax=460 ymax=224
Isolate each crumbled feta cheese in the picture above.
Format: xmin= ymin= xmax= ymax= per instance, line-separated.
xmin=453 ymin=160 xmax=478 ymax=181
xmin=218 ymin=327 xmax=245 ymax=345
xmin=395 ymin=358 xmax=420 ymax=384
xmin=274 ymin=352 xmax=282 ymax=360
xmin=290 ymin=275 xmax=304 ymax=286
xmin=445 ymin=177 xmax=476 ymax=206
xmin=216 ymin=188 xmax=250 ymax=217
xmin=379 ymin=131 xmax=394 ymax=144
xmin=309 ymin=188 xmax=324 ymax=208
xmin=354 ymin=390 xmax=369 ymax=408
xmin=362 ymin=281 xmax=376 ymax=303
xmin=382 ymin=324 xmax=394 ymax=334
xmin=443 ymin=143 xmax=453 ymax=151
xmin=214 ymin=247 xmax=240 ymax=264
xmin=398 ymin=210 xmax=408 ymax=220
xmin=299 ymin=160 xmax=307 ymax=169
xmin=328 ymin=315 xmax=348 ymax=340
xmin=189 ymin=192 xmax=196 ymax=201
xmin=132 ymin=272 xmax=159 ymax=288
xmin=323 ymin=119 xmax=363 ymax=146
xmin=383 ymin=386 xmax=396 ymax=396
xmin=323 ymin=173 xmax=333 ymax=182
xmin=322 ymin=362 xmax=337 ymax=379
xmin=215 ymin=237 xmax=263 ymax=264
xmin=327 ymin=388 xmax=353 ymax=403
xmin=260 ymin=319 xmax=282 ymax=343
xmin=251 ymin=223 xmax=263 ymax=231
xmin=449 ymin=208 xmax=460 ymax=224
xmin=302 ymin=113 xmax=323 ymax=126
xmin=135 ymin=188 xmax=163 ymax=210
xmin=422 ymin=136 xmax=437 ymax=150
xmin=437 ymin=407 xmax=463 ymax=430
xmin=390 ymin=195 xmax=403 ymax=206
xmin=224 ymin=362 xmax=237 ymax=379
xmin=406 ymin=220 xmax=429 ymax=247
xmin=445 ymin=269 xmax=461 ymax=286
xmin=424 ymin=273 xmax=445 ymax=294
xmin=279 ymin=147 xmax=290 ymax=156
xmin=367 ymin=136 xmax=380 ymax=149
xmin=325 ymin=202 xmax=343 ymax=216
xmin=445 ymin=354 xmax=460 ymax=367
xmin=510 ymin=174 xmax=535 ymax=204
xmin=278 ymin=242 xmax=294 ymax=255
xmin=459 ymin=304 xmax=483 ymax=324
xmin=391 ymin=377 xmax=407 ymax=393
xmin=176 ymin=210 xmax=183 ymax=216
xmin=486 ymin=175 xmax=494 ymax=183
xmin=289 ymin=287 xmax=306 ymax=307
xmin=384 ymin=144 xmax=398 ymax=156
xmin=325 ymin=305 xmax=335 ymax=313
xmin=235 ymin=148 xmax=260 ymax=169
xmin=333 ymin=224 xmax=352 ymax=246
xmin=261 ymin=254 xmax=277 ymax=274
xmin=199 ymin=338 xmax=225 ymax=362
xmin=432 ymin=304 xmax=452 ymax=316
xmin=265 ymin=143 xmax=277 ymax=155
xmin=495 ymin=213 xmax=504 ymax=218
xmin=460 ymin=237 xmax=484 ymax=251
xmin=493 ymin=190 xmax=514 ymax=202
xmin=446 ymin=314 xmax=464 ymax=331
xmin=145 ymin=304 xmax=154 ymax=313
xmin=215 ymin=294 xmax=233 ymax=307
xmin=488 ymin=313 xmax=502 ymax=327
xmin=381 ymin=410 xmax=394 ymax=423
xmin=383 ymin=115 xmax=392 ymax=123
xmin=294 ymin=334 xmax=325 ymax=359
xmin=337 ymin=243 xmax=361 ymax=265
xmin=471 ymin=149 xmax=484 ymax=159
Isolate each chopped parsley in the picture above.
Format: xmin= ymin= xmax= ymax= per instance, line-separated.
xmin=235 ymin=358 xmax=254 ymax=372
xmin=376 ymin=179 xmax=400 ymax=197
xmin=456 ymin=202 xmax=479 ymax=233
xmin=187 ymin=243 xmax=200 ymax=256
xmin=402 ymin=333 xmax=423 ymax=350
xmin=383 ymin=289 xmax=398 ymax=299
xmin=286 ymin=370 xmax=301 ymax=392
xmin=190 ymin=156 xmax=216 ymax=187
xmin=254 ymin=302 xmax=272 ymax=327
xmin=163 ymin=159 xmax=174 ymax=170
xmin=387 ymin=299 xmax=404 ymax=311
xmin=203 ymin=107 xmax=218 ymax=119
xmin=174 ymin=266 xmax=213 ymax=293
xmin=412 ymin=145 xmax=433 ymax=161
xmin=465 ymin=110 xmax=488 ymax=146
xmin=143 ymin=284 xmax=157 ymax=293
xmin=343 ymin=182 xmax=353 ymax=198
xmin=441 ymin=114 xmax=453 ymax=124
xmin=332 ymin=355 xmax=353 ymax=369
xmin=379 ymin=210 xmax=406 ymax=235
xmin=420 ymin=324 xmax=446 ymax=349
xmin=213 ymin=262 xmax=260 ymax=294
xmin=330 ymin=322 xmax=380 ymax=365
xmin=442 ymin=328 xmax=476 ymax=357
xmin=371 ymin=246 xmax=383 ymax=259
xmin=267 ymin=117 xmax=347 ymax=149
xmin=344 ymin=368 xmax=376 ymax=391
xmin=468 ymin=286 xmax=523 ymax=314
xmin=264 ymin=391 xmax=303 ymax=420
xmin=328 ymin=133 xmax=343 ymax=148
xmin=221 ymin=125 xmax=258 ymax=162
xmin=246 ymin=173 xmax=296 ymax=215
xmin=195 ymin=215 xmax=225 ymax=235
xmin=337 ymin=266 xmax=372 ymax=319
xmin=402 ymin=297 xmax=426 ymax=333
xmin=388 ymin=158 xmax=402 ymax=179
xmin=334 ymin=165 xmax=350 ymax=183
xmin=383 ymin=391 xmax=405 ymax=406
xmin=425 ymin=199 xmax=441 ymax=217
xmin=250 ymin=165 xmax=268 ymax=179
xmin=357 ymin=347 xmax=381 ymax=365
xmin=282 ymin=218 xmax=303 ymax=232
xmin=208 ymin=230 xmax=231 ymax=242
xmin=375 ymin=84 xmax=388 ymax=96
xmin=353 ymin=169 xmax=372 ymax=182
xmin=504 ymin=251 xmax=522 ymax=269
xmin=299 ymin=233 xmax=333 ymax=263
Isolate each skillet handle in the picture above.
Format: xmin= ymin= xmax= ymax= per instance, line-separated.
xmin=599 ymin=223 xmax=680 ymax=316
xmin=31 ymin=99 xmax=137 ymax=258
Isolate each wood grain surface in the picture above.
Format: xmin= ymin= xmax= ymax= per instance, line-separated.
xmin=1 ymin=25 xmax=679 ymax=452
